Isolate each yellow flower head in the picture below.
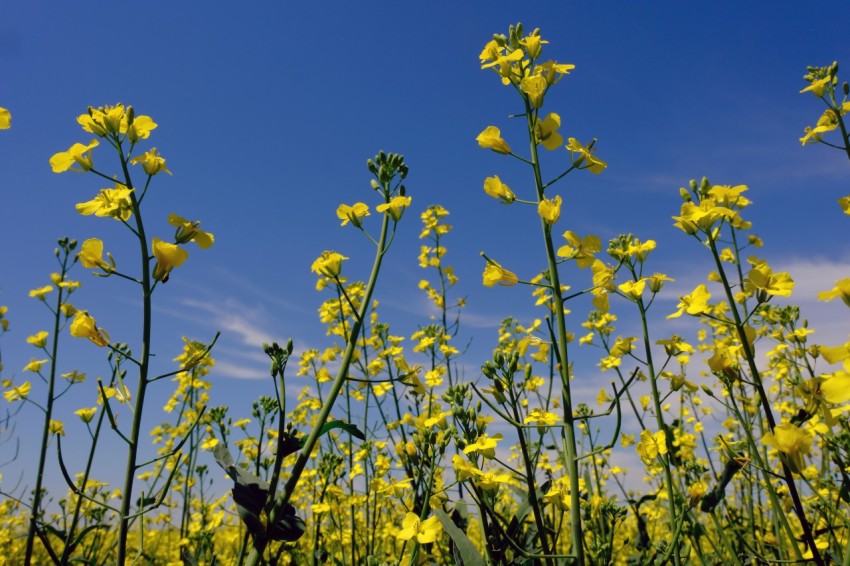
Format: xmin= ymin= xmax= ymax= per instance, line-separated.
xmin=557 ymin=231 xmax=601 ymax=268
xmin=131 ymin=148 xmax=172 ymax=176
xmin=566 ymin=138 xmax=606 ymax=174
xmin=50 ymin=139 xmax=99 ymax=173
xmin=69 ymin=311 xmax=110 ymax=347
xmin=78 ymin=238 xmax=114 ymax=272
xmin=75 ymin=185 xmax=135 ymax=221
xmin=75 ymin=407 xmax=98 ymax=423
xmin=396 ymin=512 xmax=442 ymax=544
xmin=476 ymin=126 xmax=512 ymax=154
xmin=482 ymin=258 xmax=518 ymax=287
xmin=463 ymin=433 xmax=503 ymax=459
xmin=636 ymin=429 xmax=667 ymax=464
xmin=376 ymin=195 xmax=412 ymax=222
xmin=520 ymin=74 xmax=548 ymax=108
xmin=336 ymin=202 xmax=370 ymax=228
xmin=26 ymin=331 xmax=49 ymax=349
xmin=311 ymin=251 xmax=348 ymax=279
xmin=763 ymin=422 xmax=813 ymax=474
xmin=818 ymin=278 xmax=850 ymax=307
xmin=168 ymin=214 xmax=214 ymax=249
xmin=535 ymin=113 xmax=563 ymax=150
xmin=667 ymin=284 xmax=711 ymax=319
xmin=152 ymin=238 xmax=189 ymax=282
xmin=482 ymin=175 xmax=515 ymax=204
xmin=538 ymin=195 xmax=562 ymax=225
xmin=0 ymin=107 xmax=10 ymax=129
xmin=29 ymin=285 xmax=54 ymax=301
xmin=23 ymin=358 xmax=48 ymax=373
xmin=4 ymin=381 xmax=31 ymax=402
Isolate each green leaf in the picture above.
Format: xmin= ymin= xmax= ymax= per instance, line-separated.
xmin=434 ymin=509 xmax=486 ymax=566
xmin=300 ymin=420 xmax=366 ymax=447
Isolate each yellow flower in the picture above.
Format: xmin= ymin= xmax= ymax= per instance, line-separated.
xmin=744 ymin=257 xmax=794 ymax=298
xmin=463 ymin=433 xmax=502 ymax=459
xmin=557 ymin=231 xmax=601 ymax=267
xmin=396 ymin=512 xmax=442 ymax=544
xmin=49 ymin=139 xmax=99 ymax=173
xmin=482 ymin=259 xmax=518 ymax=287
xmin=475 ymin=471 xmax=511 ymax=491
xmin=521 ymin=34 xmax=547 ymax=60
xmin=168 ymin=214 xmax=214 ymax=249
xmin=818 ymin=278 xmax=850 ymax=307
xmin=0 ymin=107 xmax=10 ymax=129
xmin=69 ymin=311 xmax=110 ymax=347
xmin=29 ymin=285 xmax=54 ymax=300
xmin=75 ymin=407 xmax=97 ymax=423
xmin=667 ymin=284 xmax=711 ymax=319
xmin=524 ymin=408 xmax=559 ymax=426
xmin=75 ymin=185 xmax=135 ymax=221
xmin=336 ymin=202 xmax=370 ymax=227
xmin=27 ymin=331 xmax=49 ymax=349
xmin=763 ymin=422 xmax=813 ymax=474
xmin=800 ymin=75 xmax=832 ymax=97
xmin=839 ymin=195 xmax=850 ymax=216
xmin=376 ymin=195 xmax=411 ymax=221
xmin=49 ymin=419 xmax=65 ymax=436
xmin=636 ymin=429 xmax=667 ymax=464
xmin=482 ymin=175 xmax=515 ymax=204
xmin=311 ymin=251 xmax=348 ymax=279
xmin=476 ymin=126 xmax=511 ymax=154
xmin=152 ymin=238 xmax=189 ymax=282
xmin=4 ymin=381 xmax=31 ymax=402
xmin=78 ymin=238 xmax=114 ymax=272
xmin=77 ymin=104 xmax=157 ymax=140
xmin=566 ymin=138 xmax=606 ymax=173
xmin=618 ymin=279 xmax=647 ymax=300
xmin=520 ymin=74 xmax=548 ymax=108
xmin=130 ymin=148 xmax=171 ymax=175
xmin=538 ymin=195 xmax=562 ymax=224
xmin=535 ymin=112 xmax=563 ymax=150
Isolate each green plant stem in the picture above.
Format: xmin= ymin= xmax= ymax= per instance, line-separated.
xmin=707 ymin=235 xmax=823 ymax=565
xmin=635 ymin=292 xmax=682 ymax=566
xmin=24 ymin=249 xmax=70 ymax=566
xmin=244 ymin=200 xmax=392 ymax=566
xmin=524 ymin=98 xmax=585 ymax=566
xmin=117 ymin=147 xmax=153 ymax=565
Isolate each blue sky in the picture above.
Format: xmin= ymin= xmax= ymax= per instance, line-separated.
xmin=2 ymin=3 xmax=850 ymax=493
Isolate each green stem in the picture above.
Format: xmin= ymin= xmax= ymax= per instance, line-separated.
xmin=24 ymin=247 xmax=70 ymax=566
xmin=244 ymin=196 xmax=393 ymax=565
xmin=117 ymin=142 xmax=153 ymax=565
xmin=524 ymin=98 xmax=585 ymax=565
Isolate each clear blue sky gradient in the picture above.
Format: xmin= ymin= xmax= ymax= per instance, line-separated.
xmin=2 ymin=4 xmax=849 ymax=494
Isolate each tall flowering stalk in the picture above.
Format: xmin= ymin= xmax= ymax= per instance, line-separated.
xmin=476 ymin=24 xmax=607 ymax=565
xmin=243 ymin=151 xmax=410 ymax=565
xmin=49 ymin=104 xmax=214 ymax=564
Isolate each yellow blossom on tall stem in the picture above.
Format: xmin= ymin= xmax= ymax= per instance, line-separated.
xmin=396 ymin=512 xmax=442 ymax=544
xmin=75 ymin=185 xmax=135 ymax=221
xmin=0 ymin=107 xmax=10 ymax=129
xmin=151 ymin=238 xmax=189 ymax=282
xmin=763 ymin=422 xmax=813 ymax=474
xmin=476 ymin=126 xmax=512 ymax=154
xmin=636 ymin=429 xmax=668 ymax=464
xmin=3 ymin=381 xmax=31 ymax=402
xmin=482 ymin=258 xmax=518 ymax=287
xmin=311 ymin=251 xmax=348 ymax=279
xmin=483 ymin=175 xmax=516 ymax=204
xmin=336 ymin=202 xmax=370 ymax=227
xmin=538 ymin=194 xmax=562 ymax=224
xmin=818 ymin=278 xmax=850 ymax=307
xmin=376 ymin=195 xmax=411 ymax=221
xmin=49 ymin=139 xmax=100 ymax=173
xmin=168 ymin=214 xmax=214 ymax=248
xmin=130 ymin=147 xmax=171 ymax=175
xmin=29 ymin=285 xmax=54 ymax=300
xmin=69 ymin=311 xmax=110 ymax=347
xmin=78 ymin=238 xmax=114 ymax=272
